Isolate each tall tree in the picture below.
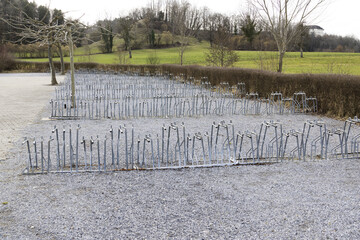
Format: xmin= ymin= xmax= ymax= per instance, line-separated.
xmin=295 ymin=23 xmax=309 ymax=58
xmin=208 ymin=13 xmax=227 ymax=48
xmin=52 ymin=8 xmax=65 ymax=74
xmin=118 ymin=16 xmax=134 ymax=57
xmin=174 ymin=1 xmax=201 ymax=65
xmin=240 ymin=14 xmax=261 ymax=49
xmin=37 ymin=5 xmax=58 ymax=82
xmin=98 ymin=19 xmax=114 ymax=53
xmin=63 ymin=20 xmax=84 ymax=107
xmin=37 ymin=5 xmax=50 ymax=24
xmin=252 ymin=0 xmax=326 ymax=72
xmin=149 ymin=29 xmax=155 ymax=47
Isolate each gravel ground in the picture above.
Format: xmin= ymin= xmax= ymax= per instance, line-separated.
xmin=0 ymin=73 xmax=63 ymax=160
xmin=1 ymin=159 xmax=360 ymax=239
xmin=0 ymin=73 xmax=359 ymax=239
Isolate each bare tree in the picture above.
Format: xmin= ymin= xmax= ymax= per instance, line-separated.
xmin=200 ymin=6 xmax=210 ymax=31
xmin=294 ymin=23 xmax=309 ymax=58
xmin=118 ymin=16 xmax=134 ymax=58
xmin=52 ymin=8 xmax=66 ymax=75
xmin=251 ymin=0 xmax=326 ymax=72
xmin=208 ymin=13 xmax=227 ymax=48
xmin=174 ymin=1 xmax=201 ymax=65
xmin=0 ymin=1 xmax=86 ymax=109
xmin=63 ymin=20 xmax=85 ymax=106
xmin=0 ymin=2 xmax=61 ymax=84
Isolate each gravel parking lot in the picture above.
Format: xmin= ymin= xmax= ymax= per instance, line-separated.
xmin=0 ymin=73 xmax=359 ymax=239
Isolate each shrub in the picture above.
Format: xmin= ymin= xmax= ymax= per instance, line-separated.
xmin=160 ymin=64 xmax=360 ymax=118
xmin=0 ymin=45 xmax=15 ymax=72
xmin=146 ymin=52 xmax=160 ymax=65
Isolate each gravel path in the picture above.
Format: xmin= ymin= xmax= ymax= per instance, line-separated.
xmin=0 ymin=73 xmax=359 ymax=239
xmin=0 ymin=73 xmax=64 ymax=160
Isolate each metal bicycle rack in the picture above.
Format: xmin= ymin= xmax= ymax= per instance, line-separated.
xmin=22 ymin=71 xmax=353 ymax=175
xmin=49 ymin=73 xmax=318 ymax=120
xmin=23 ymin=117 xmax=359 ymax=174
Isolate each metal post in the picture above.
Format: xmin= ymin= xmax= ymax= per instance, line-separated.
xmin=103 ymin=135 xmax=107 ymax=171
xmin=76 ymin=125 xmax=80 ymax=172
xmin=33 ymin=140 xmax=38 ymax=169
xmin=110 ymin=126 xmax=114 ymax=168
xmin=96 ymin=136 xmax=100 ymax=171
xmin=47 ymin=137 xmax=53 ymax=172
xmin=62 ymin=127 xmax=66 ymax=169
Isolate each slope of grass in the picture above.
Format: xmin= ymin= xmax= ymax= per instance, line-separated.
xmin=21 ymin=41 xmax=360 ymax=75
xmin=73 ymin=37 xmax=124 ymax=56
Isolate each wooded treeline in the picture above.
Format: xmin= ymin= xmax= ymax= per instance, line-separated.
xmin=1 ymin=0 xmax=360 ymax=75
xmin=89 ymin=1 xmax=360 ymax=53
xmin=1 ymin=0 xmax=360 ymax=54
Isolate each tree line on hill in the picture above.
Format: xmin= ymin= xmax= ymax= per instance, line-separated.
xmin=2 ymin=0 xmax=360 ymax=54
xmin=1 ymin=0 xmax=360 ymax=73
xmin=89 ymin=1 xmax=360 ymax=53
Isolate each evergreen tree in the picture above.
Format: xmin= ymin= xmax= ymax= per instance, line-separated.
xmin=240 ymin=14 xmax=261 ymax=49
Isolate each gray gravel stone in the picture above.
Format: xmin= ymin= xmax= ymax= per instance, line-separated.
xmin=0 ymin=73 xmax=359 ymax=239
xmin=1 ymin=160 xmax=360 ymax=239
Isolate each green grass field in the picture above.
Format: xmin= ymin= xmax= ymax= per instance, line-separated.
xmin=21 ymin=41 xmax=360 ymax=75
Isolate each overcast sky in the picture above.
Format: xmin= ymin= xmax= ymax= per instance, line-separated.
xmin=34 ymin=0 xmax=360 ymax=39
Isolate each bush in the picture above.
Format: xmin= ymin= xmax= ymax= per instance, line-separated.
xmin=160 ymin=64 xmax=360 ymax=118
xmin=0 ymin=45 xmax=15 ymax=72
xmin=5 ymin=42 xmax=69 ymax=58
xmin=146 ymin=52 xmax=160 ymax=65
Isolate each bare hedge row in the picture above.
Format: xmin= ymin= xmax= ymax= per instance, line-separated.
xmin=13 ymin=61 xmax=360 ymax=118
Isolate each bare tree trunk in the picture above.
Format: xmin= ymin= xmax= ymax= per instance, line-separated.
xmin=48 ymin=44 xmax=58 ymax=85
xmin=300 ymin=47 xmax=304 ymax=58
xmin=57 ymin=44 xmax=65 ymax=75
xmin=129 ymin=47 xmax=132 ymax=58
xmin=221 ymin=51 xmax=224 ymax=67
xmin=69 ymin=34 xmax=75 ymax=107
xmin=278 ymin=51 xmax=285 ymax=73
xmin=180 ymin=44 xmax=185 ymax=65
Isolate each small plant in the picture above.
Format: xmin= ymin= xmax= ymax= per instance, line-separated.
xmin=146 ymin=52 xmax=160 ymax=65
xmin=254 ymin=51 xmax=278 ymax=72
xmin=205 ymin=46 xmax=239 ymax=67
xmin=325 ymin=59 xmax=351 ymax=75
xmin=117 ymin=50 xmax=128 ymax=64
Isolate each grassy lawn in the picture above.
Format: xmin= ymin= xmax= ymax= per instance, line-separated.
xmin=21 ymin=41 xmax=360 ymax=75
